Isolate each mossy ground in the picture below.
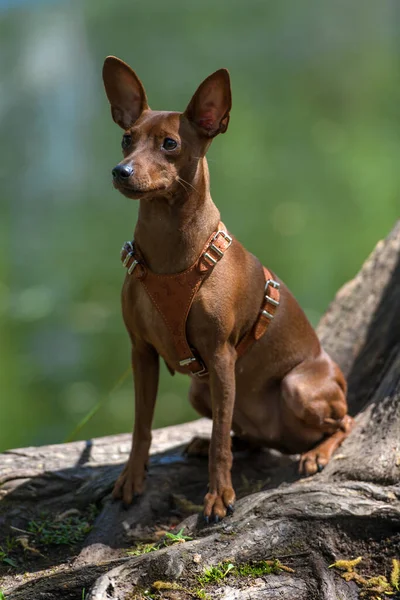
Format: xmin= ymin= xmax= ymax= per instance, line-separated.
xmin=0 ymin=515 xmax=192 ymax=598
xmin=0 ymin=504 xmax=101 ymax=596
xmin=330 ymin=556 xmax=400 ymax=599
xmin=127 ymin=557 xmax=296 ymax=599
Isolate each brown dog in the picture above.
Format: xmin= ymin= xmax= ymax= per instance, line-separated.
xmin=102 ymin=57 xmax=353 ymax=523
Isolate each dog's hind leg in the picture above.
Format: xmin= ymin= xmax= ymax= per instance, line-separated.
xmin=281 ymin=351 xmax=353 ymax=475
xmin=299 ymin=414 xmax=354 ymax=475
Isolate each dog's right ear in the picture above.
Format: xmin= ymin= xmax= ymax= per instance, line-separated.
xmin=102 ymin=56 xmax=149 ymax=129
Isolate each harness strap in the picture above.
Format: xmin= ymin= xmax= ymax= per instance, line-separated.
xmin=120 ymin=223 xmax=232 ymax=376
xmin=236 ymin=267 xmax=280 ymax=358
xmin=120 ymin=227 xmax=280 ymax=376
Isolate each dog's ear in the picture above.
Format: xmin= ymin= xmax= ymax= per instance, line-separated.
xmin=102 ymin=56 xmax=149 ymax=129
xmin=184 ymin=69 xmax=231 ymax=137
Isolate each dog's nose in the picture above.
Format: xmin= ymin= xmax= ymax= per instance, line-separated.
xmin=112 ymin=164 xmax=133 ymax=181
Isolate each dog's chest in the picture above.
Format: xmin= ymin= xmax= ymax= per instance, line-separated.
xmin=121 ymin=275 xmax=200 ymax=370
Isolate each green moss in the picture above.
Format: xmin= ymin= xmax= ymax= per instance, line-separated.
xmin=197 ymin=558 xmax=293 ymax=588
xmin=127 ymin=557 xmax=292 ymax=599
xmin=129 ymin=582 xmax=205 ymax=600
xmin=151 ymin=581 xmax=210 ymax=599
xmin=235 ymin=559 xmax=279 ymax=577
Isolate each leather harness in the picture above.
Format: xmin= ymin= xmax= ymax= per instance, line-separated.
xmin=120 ymin=222 xmax=280 ymax=377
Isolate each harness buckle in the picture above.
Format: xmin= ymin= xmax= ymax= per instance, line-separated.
xmin=179 ymin=356 xmax=208 ymax=377
xmin=261 ymin=309 xmax=274 ymax=320
xmin=203 ymin=230 xmax=232 ymax=267
xmin=121 ymin=241 xmax=140 ymax=274
xmin=128 ymin=259 xmax=139 ymax=274
xmin=193 ymin=363 xmax=208 ymax=377
xmin=265 ymin=278 xmax=280 ymax=291
xmin=123 ymin=251 xmax=134 ymax=267
xmin=213 ymin=229 xmax=233 ymax=247
xmin=262 ymin=278 xmax=280 ymax=318
xmin=121 ymin=241 xmax=134 ymax=257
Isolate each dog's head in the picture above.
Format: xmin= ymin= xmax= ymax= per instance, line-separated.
xmin=102 ymin=56 xmax=231 ymax=200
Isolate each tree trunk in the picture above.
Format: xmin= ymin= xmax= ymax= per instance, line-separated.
xmin=1 ymin=222 xmax=399 ymax=600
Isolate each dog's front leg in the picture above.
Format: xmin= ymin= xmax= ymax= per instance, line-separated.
xmin=113 ymin=341 xmax=159 ymax=506
xmin=204 ymin=344 xmax=236 ymax=523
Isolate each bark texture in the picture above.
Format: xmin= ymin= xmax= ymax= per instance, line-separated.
xmin=1 ymin=222 xmax=399 ymax=600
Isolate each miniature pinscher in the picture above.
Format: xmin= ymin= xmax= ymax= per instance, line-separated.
xmin=102 ymin=56 xmax=354 ymax=522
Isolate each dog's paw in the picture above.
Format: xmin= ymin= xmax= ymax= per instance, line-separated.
xmin=203 ymin=487 xmax=235 ymax=523
xmin=299 ymin=450 xmax=328 ymax=476
xmin=112 ymin=464 xmax=146 ymax=507
xmin=184 ymin=436 xmax=210 ymax=457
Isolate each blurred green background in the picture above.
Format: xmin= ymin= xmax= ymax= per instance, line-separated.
xmin=0 ymin=0 xmax=398 ymax=451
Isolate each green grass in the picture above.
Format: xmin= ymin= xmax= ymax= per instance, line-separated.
xmin=27 ymin=505 xmax=98 ymax=547
xmin=0 ymin=591 xmax=6 ymax=600
xmin=127 ymin=527 xmax=192 ymax=557
xmin=197 ymin=562 xmax=235 ymax=586
xmin=127 ymin=543 xmax=159 ymax=557
xmin=0 ymin=539 xmax=18 ymax=568
xmin=163 ymin=528 xmax=192 ymax=544
xmin=191 ymin=589 xmax=210 ymax=600
xmin=0 ymin=552 xmax=17 ymax=568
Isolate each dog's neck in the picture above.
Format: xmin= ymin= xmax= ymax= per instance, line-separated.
xmin=134 ymin=157 xmax=220 ymax=274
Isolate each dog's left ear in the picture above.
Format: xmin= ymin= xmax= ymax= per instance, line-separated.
xmin=102 ymin=56 xmax=149 ymax=129
xmin=184 ymin=69 xmax=231 ymax=137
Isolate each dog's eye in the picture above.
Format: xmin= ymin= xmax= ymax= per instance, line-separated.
xmin=122 ymin=134 xmax=132 ymax=150
xmin=162 ymin=138 xmax=177 ymax=151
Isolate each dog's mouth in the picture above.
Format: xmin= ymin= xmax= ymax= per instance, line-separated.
xmin=113 ymin=181 xmax=167 ymax=199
